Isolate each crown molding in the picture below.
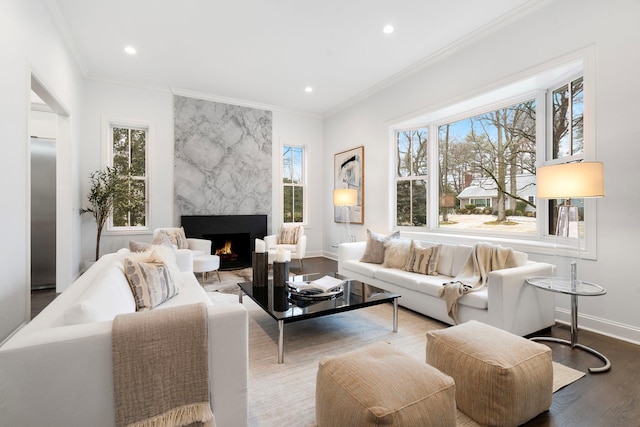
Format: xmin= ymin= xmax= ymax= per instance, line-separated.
xmin=171 ymin=88 xmax=322 ymax=119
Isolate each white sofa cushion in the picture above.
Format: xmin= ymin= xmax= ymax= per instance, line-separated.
xmin=341 ymin=259 xmax=386 ymax=277
xmin=64 ymin=264 xmax=136 ymax=325
xmin=374 ymin=267 xmax=488 ymax=309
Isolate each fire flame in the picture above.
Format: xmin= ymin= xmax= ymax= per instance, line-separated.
xmin=215 ymin=240 xmax=233 ymax=255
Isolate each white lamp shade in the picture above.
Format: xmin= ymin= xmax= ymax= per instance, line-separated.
xmin=536 ymin=162 xmax=604 ymax=199
xmin=333 ymin=188 xmax=357 ymax=206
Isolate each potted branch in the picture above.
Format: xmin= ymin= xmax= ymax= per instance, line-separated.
xmin=80 ymin=166 xmax=131 ymax=261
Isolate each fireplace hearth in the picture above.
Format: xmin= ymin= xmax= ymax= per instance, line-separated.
xmin=181 ymin=215 xmax=268 ymax=270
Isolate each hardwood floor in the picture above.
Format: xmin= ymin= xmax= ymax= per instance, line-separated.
xmin=30 ymin=256 xmax=640 ymax=426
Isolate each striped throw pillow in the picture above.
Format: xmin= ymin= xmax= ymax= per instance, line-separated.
xmin=124 ymin=253 xmax=178 ymax=311
xmin=278 ymin=225 xmax=302 ymax=244
xmin=404 ymin=240 xmax=442 ymax=276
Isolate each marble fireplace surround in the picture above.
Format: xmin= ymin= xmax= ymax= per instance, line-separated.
xmin=173 ymin=96 xmax=272 ymax=227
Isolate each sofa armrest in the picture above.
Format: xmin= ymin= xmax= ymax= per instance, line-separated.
xmin=0 ymin=303 xmax=250 ymax=427
xmin=487 ymin=262 xmax=556 ymax=336
xmin=207 ymin=303 xmax=249 ymax=427
xmin=338 ymin=241 xmax=366 ymax=264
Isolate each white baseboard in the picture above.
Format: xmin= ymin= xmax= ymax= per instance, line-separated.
xmin=555 ymin=307 xmax=640 ymax=346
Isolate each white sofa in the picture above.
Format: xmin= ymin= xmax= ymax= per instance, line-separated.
xmin=338 ymin=239 xmax=556 ymax=336
xmin=0 ymin=248 xmax=248 ymax=427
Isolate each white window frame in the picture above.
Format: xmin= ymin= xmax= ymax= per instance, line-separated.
xmin=102 ymin=116 xmax=151 ymax=234
xmin=281 ymin=142 xmax=308 ymax=225
xmin=389 ymin=49 xmax=597 ymax=259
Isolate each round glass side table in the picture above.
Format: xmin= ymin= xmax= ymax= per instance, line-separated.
xmin=525 ymin=276 xmax=610 ymax=373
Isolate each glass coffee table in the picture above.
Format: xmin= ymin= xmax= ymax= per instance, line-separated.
xmin=238 ymin=273 xmax=400 ymax=363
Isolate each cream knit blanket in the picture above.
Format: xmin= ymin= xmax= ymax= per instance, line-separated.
xmin=112 ymin=303 xmax=214 ymax=427
xmin=439 ymin=242 xmax=516 ymax=324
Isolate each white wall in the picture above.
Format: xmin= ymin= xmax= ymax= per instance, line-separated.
xmin=0 ymin=0 xmax=84 ymax=341
xmin=273 ymin=110 xmax=324 ymax=256
xmin=80 ymin=84 xmax=325 ymax=261
xmin=323 ymin=0 xmax=640 ymax=343
xmin=80 ymin=81 xmax=175 ymax=259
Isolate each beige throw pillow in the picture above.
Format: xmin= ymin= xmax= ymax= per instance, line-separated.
xmin=159 ymin=227 xmax=189 ymax=249
xmin=404 ymin=241 xmax=442 ymax=275
xmin=382 ymin=239 xmax=411 ymax=269
xmin=278 ymin=225 xmax=302 ymax=244
xmin=359 ymin=229 xmax=400 ymax=264
xmin=124 ymin=252 xmax=178 ymax=311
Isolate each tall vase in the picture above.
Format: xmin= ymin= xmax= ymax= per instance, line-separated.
xmin=272 ymin=260 xmax=289 ymax=311
xmin=252 ymin=252 xmax=268 ymax=287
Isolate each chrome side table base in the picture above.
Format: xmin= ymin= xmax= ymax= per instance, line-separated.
xmin=526 ymin=277 xmax=610 ymax=374
xmin=530 ymin=336 xmax=611 ymax=373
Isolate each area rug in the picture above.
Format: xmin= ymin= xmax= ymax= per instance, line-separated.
xmin=207 ymin=294 xmax=586 ymax=427
xmin=202 ymin=267 xmax=297 ymax=295
xmin=202 ymin=267 xmax=252 ymax=294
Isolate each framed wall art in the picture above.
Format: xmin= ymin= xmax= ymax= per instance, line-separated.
xmin=334 ymin=146 xmax=364 ymax=224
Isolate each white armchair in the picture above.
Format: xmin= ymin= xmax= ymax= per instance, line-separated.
xmin=153 ymin=227 xmax=213 ymax=272
xmin=264 ymin=225 xmax=307 ymax=270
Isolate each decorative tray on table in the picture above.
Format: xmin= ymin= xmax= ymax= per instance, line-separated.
xmin=287 ymin=275 xmax=345 ymax=302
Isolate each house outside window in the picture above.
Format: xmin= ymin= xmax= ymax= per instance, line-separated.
xmin=108 ymin=124 xmax=148 ymax=230
xmin=282 ymin=145 xmax=305 ymax=223
xmin=396 ymin=128 xmax=428 ymax=226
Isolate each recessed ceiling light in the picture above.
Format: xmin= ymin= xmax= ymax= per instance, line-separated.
xmin=305 ymin=86 xmax=313 ymax=93
xmin=383 ymin=25 xmax=394 ymax=34
xmin=124 ymin=46 xmax=136 ymax=55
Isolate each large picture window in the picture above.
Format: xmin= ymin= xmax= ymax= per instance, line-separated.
xmin=393 ymin=60 xmax=591 ymax=246
xmin=282 ymin=145 xmax=305 ymax=223
xmin=438 ymin=98 xmax=537 ymax=234
xmin=109 ymin=124 xmax=148 ymax=230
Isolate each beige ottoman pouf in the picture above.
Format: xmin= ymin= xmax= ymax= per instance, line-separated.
xmin=316 ymin=341 xmax=456 ymax=427
xmin=426 ymin=321 xmax=552 ymax=427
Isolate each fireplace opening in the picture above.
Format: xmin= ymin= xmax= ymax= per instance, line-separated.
xmin=205 ymin=232 xmax=251 ymax=270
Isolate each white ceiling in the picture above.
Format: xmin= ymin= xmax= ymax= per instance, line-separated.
xmin=50 ymin=0 xmax=536 ymax=115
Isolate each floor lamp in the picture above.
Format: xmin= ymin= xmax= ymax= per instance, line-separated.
xmin=333 ymin=189 xmax=357 ymax=243
xmin=534 ymin=161 xmax=609 ymax=372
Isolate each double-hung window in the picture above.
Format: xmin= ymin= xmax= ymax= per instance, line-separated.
xmin=282 ymin=145 xmax=305 ymax=223
xmin=108 ymin=123 xmax=148 ymax=230
xmin=547 ymin=76 xmax=585 ymax=237
xmin=396 ymin=128 xmax=428 ymax=226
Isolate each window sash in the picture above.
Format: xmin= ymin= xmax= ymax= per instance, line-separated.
xmin=282 ymin=144 xmax=306 ymax=224
xmin=106 ymin=121 xmax=149 ymax=232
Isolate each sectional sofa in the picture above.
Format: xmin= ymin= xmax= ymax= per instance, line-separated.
xmin=338 ymin=238 xmax=556 ymax=336
xmin=0 ymin=247 xmax=248 ymax=427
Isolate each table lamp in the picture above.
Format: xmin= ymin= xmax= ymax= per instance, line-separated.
xmin=333 ymin=188 xmax=357 ymax=243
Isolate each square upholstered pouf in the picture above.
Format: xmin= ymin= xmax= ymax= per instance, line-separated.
xmin=316 ymin=341 xmax=456 ymax=427
xmin=426 ymin=321 xmax=552 ymax=427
